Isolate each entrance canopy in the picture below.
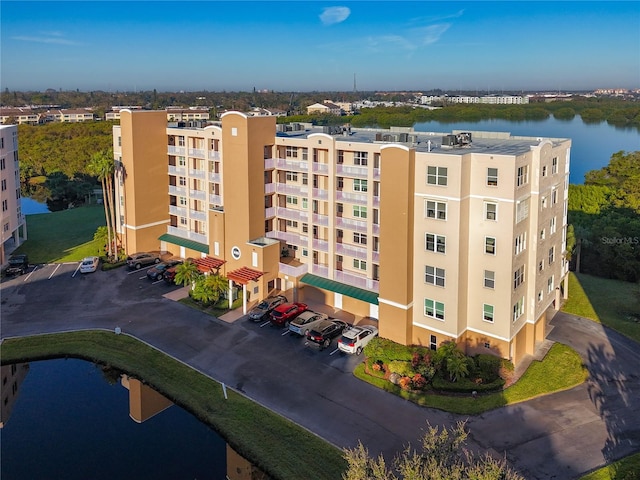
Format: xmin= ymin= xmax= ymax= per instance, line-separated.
xmin=194 ymin=256 xmax=226 ymax=274
xmin=227 ymin=267 xmax=263 ymax=285
xmin=300 ymin=273 xmax=379 ymax=305
xmin=159 ymin=233 xmax=209 ymax=254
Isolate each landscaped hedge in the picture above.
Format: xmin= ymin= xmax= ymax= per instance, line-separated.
xmin=432 ymin=374 xmax=505 ymax=393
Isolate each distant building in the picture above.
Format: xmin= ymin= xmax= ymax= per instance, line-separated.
xmin=0 ymin=108 xmax=41 ymax=125
xmin=306 ymin=101 xmax=342 ymax=115
xmin=246 ymin=107 xmax=288 ymax=117
xmin=0 ymin=125 xmax=27 ymax=266
xmin=46 ymin=108 xmax=96 ymax=122
xmin=166 ymin=108 xmax=210 ymax=122
xmin=438 ymin=95 xmax=530 ymax=105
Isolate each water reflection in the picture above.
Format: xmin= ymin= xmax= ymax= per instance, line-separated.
xmin=0 ymin=359 xmax=270 ymax=480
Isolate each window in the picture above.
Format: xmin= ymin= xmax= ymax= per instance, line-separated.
xmin=550 ymin=216 xmax=557 ymax=234
xmin=178 ymin=176 xmax=186 ymax=186
xmin=302 ymin=223 xmax=308 ymax=233
xmin=302 ymin=198 xmax=308 ymax=209
xmin=484 ymin=270 xmax=495 ymax=289
xmin=430 ymin=335 xmax=437 ymax=351
xmin=353 ymin=233 xmax=367 ymax=245
xmin=353 ymin=259 xmax=366 ymax=270
xmin=0 ymin=158 xmax=5 ymax=170
xmin=540 ymin=229 xmax=546 ymax=240
xmin=547 ymin=275 xmax=555 ymax=293
xmin=512 ymin=297 xmax=524 ymax=321
xmin=485 ymin=237 xmax=496 ymax=255
xmin=513 ymin=265 xmax=525 ymax=289
xmin=302 ymin=248 xmax=308 ymax=257
xmin=373 ymin=236 xmax=379 ymax=252
xmin=426 ymin=200 xmax=447 ymax=220
xmin=425 ymin=266 xmax=445 ymax=287
xmin=286 ymin=171 xmax=298 ymax=182
xmin=424 ymin=299 xmax=445 ymax=320
xmin=179 ymin=196 xmax=187 ymax=206
xmin=487 ymin=168 xmax=498 ymax=186
xmin=178 ymin=156 xmax=186 ymax=166
xmin=483 ymin=304 xmax=494 ymax=323
xmin=301 ymin=148 xmax=308 ymax=160
xmin=552 ymin=157 xmax=558 ymax=174
xmin=552 ymin=188 xmax=558 ymax=205
xmin=514 ymin=232 xmax=526 ymax=255
xmin=285 ymin=146 xmax=298 ymax=158
xmin=354 ymin=151 xmax=368 ymax=165
xmin=1 ymin=199 xmax=7 ymax=212
xmin=3 ymin=223 xmax=9 ymax=232
xmin=1 ymin=179 xmax=6 ymax=191
xmin=425 ymin=233 xmax=446 ymax=254
xmin=353 ymin=179 xmax=368 ymax=192
xmin=353 ymin=205 xmax=367 ymax=218
xmin=548 ymin=246 xmax=555 ymax=265
xmin=374 ymin=153 xmax=380 ymax=169
xmin=517 ymin=166 xmax=529 ymax=187
xmin=542 ymin=165 xmax=548 ymax=177
xmin=485 ymin=202 xmax=497 ymax=220
xmin=539 ymin=260 xmax=544 ymax=272
xmin=286 ymin=195 xmax=298 ymax=205
xmin=427 ymin=166 xmax=447 ymax=186
xmin=179 ymin=216 xmax=187 ymax=226
xmin=516 ymin=199 xmax=529 ymax=223
xmin=301 ymin=173 xmax=308 ymax=185
xmin=541 ymin=196 xmax=548 ymax=209
xmin=286 ymin=220 xmax=298 ymax=228
xmin=337 ymin=150 xmax=344 ymax=164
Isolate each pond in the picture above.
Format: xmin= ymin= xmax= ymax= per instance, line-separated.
xmin=0 ymin=359 xmax=269 ymax=480
xmin=20 ymin=196 xmax=50 ymax=215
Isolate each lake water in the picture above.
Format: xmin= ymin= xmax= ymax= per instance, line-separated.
xmin=20 ymin=196 xmax=50 ymax=215
xmin=0 ymin=359 xmax=261 ymax=480
xmin=413 ymin=117 xmax=639 ymax=184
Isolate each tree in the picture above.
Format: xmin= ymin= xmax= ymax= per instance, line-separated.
xmin=191 ymin=274 xmax=228 ymax=306
xmin=342 ymin=421 xmax=524 ymax=480
xmin=174 ymin=260 xmax=201 ymax=290
xmin=88 ymin=149 xmax=116 ymax=259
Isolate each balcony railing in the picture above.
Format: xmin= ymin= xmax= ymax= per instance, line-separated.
xmin=168 ymin=146 xmax=186 ymax=155
xmin=189 ymin=169 xmax=206 ymax=180
xmin=169 ymin=185 xmax=187 ymax=196
xmin=312 ymin=213 xmax=329 ymax=227
xmin=265 ymin=183 xmax=276 ymax=194
xmin=312 ymin=188 xmax=329 ymax=200
xmin=334 ymin=270 xmax=379 ymax=292
xmin=373 ymin=223 xmax=380 ymax=236
xmin=264 ymin=158 xmax=276 ymax=169
xmin=312 ymin=238 xmax=329 ymax=252
xmin=275 ymin=183 xmax=309 ymax=196
xmin=276 ymin=158 xmax=309 ymax=172
xmin=209 ymin=172 xmax=221 ymax=183
xmin=274 ymin=206 xmax=309 ymax=223
xmin=169 ymin=205 xmax=187 ymax=217
xmin=373 ymin=168 xmax=380 ymax=179
xmin=167 ymin=226 xmax=208 ymax=245
xmin=266 ymin=230 xmax=307 ymax=246
xmin=335 ymin=217 xmax=368 ymax=234
xmin=336 ymin=191 xmax=368 ymax=205
xmin=311 ymin=264 xmax=329 ymax=278
xmin=312 ymin=162 xmax=329 ymax=174
xmin=189 ymin=190 xmax=207 ymax=201
xmin=209 ymin=194 xmax=222 ymax=205
xmin=279 ymin=262 xmax=309 ymax=277
xmin=335 ymin=243 xmax=368 ymax=260
xmin=373 ymin=195 xmax=380 ymax=207
xmin=372 ymin=251 xmax=380 ymax=263
xmin=208 ymin=151 xmax=221 ymax=161
xmin=168 ymin=165 xmax=186 ymax=176
xmin=336 ymin=164 xmax=368 ymax=178
xmin=188 ymin=148 xmax=206 ymax=158
xmin=190 ymin=209 xmax=207 ymax=222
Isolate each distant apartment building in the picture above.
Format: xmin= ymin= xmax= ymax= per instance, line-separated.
xmin=0 ymin=108 xmax=41 ymax=125
xmin=0 ymin=125 xmax=27 ymax=265
xmin=46 ymin=108 xmax=96 ymax=122
xmin=306 ymin=101 xmax=342 ymax=115
xmin=113 ymin=111 xmax=570 ymax=365
xmin=107 ymin=107 xmax=210 ymax=122
xmin=421 ymin=95 xmax=530 ymax=105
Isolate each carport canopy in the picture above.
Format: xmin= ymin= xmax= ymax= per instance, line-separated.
xmin=300 ymin=273 xmax=379 ymax=305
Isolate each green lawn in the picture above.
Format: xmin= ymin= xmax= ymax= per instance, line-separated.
xmin=13 ymin=206 xmax=105 ymax=263
xmin=562 ymin=272 xmax=640 ymax=344
xmin=0 ymin=331 xmax=347 ymax=480
xmin=580 ymin=452 xmax=640 ymax=480
xmin=354 ymin=343 xmax=588 ymax=415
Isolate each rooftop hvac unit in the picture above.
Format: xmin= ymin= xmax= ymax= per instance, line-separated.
xmin=398 ymin=133 xmax=408 ymax=142
xmin=457 ymin=132 xmax=472 ymax=144
xmin=442 ymin=134 xmax=458 ymax=146
xmin=375 ymin=133 xmax=383 ymax=141
xmin=408 ymin=134 xmax=418 ymax=143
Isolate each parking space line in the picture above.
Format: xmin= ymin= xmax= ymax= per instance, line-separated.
xmin=152 ymin=279 xmax=163 ymax=285
xmin=71 ymin=263 xmax=82 ymax=277
xmin=329 ymin=348 xmax=340 ymax=355
xmin=138 ymin=275 xmax=147 ymax=280
xmin=23 ymin=265 xmax=38 ymax=282
xmin=48 ymin=263 xmax=62 ymax=279
xmin=280 ymin=330 xmax=290 ymax=336
xmin=259 ymin=321 xmax=270 ymax=328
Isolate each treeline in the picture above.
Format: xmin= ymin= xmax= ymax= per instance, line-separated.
xmin=568 ymin=151 xmax=640 ymax=282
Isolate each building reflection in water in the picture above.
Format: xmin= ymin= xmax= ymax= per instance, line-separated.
xmin=119 ymin=373 xmax=271 ymax=480
xmin=0 ymin=363 xmax=29 ymax=428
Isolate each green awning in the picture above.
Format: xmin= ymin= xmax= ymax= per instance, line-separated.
xmin=159 ymin=233 xmax=209 ymax=254
xmin=300 ymin=273 xmax=378 ymax=305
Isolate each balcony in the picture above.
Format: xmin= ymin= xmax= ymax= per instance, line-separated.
xmin=267 ymin=230 xmax=307 ymax=247
xmin=312 ymin=188 xmax=329 ymax=200
xmin=279 ymin=260 xmax=309 ymax=278
xmin=312 ymin=213 xmax=329 ymax=227
xmin=373 ymin=195 xmax=380 ymax=207
xmin=372 ymin=223 xmax=380 ymax=236
xmin=336 ymin=164 xmax=368 ymax=179
xmin=334 ymin=270 xmax=379 ymax=292
xmin=168 ymin=146 xmax=186 ymax=155
xmin=189 ymin=169 xmax=207 ymax=180
xmin=209 ymin=194 xmax=222 ymax=205
xmin=168 ymin=165 xmax=186 ymax=176
xmin=275 ymin=182 xmax=309 ymax=196
xmin=372 ymin=251 xmax=380 ymax=263
xmin=312 ymin=162 xmax=329 ymax=174
xmin=264 ymin=158 xmax=276 ymax=169
xmin=188 ymin=148 xmax=206 ymax=158
xmin=311 ymin=264 xmax=329 ymax=278
xmin=335 ymin=217 xmax=368 ymax=234
xmin=335 ymin=243 xmax=368 ymax=260
xmin=169 ymin=185 xmax=187 ymax=196
xmin=208 ymin=151 xmax=221 ymax=161
xmin=276 ymin=158 xmax=309 ymax=172
xmin=336 ymin=191 xmax=367 ymax=205
xmin=273 ymin=206 xmax=309 ymax=223
xmin=209 ymin=172 xmax=221 ymax=183
xmin=312 ymin=238 xmax=329 ymax=252
xmin=190 ymin=209 xmax=207 ymax=222
xmin=167 ymin=226 xmax=208 ymax=245
xmin=265 ymin=183 xmax=276 ymax=194
xmin=189 ymin=189 xmax=207 ymax=201
xmin=169 ymin=205 xmax=187 ymax=217
xmin=373 ymin=168 xmax=380 ymax=179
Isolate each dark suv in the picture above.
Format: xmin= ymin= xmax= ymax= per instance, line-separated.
xmin=248 ymin=295 xmax=288 ymax=322
xmin=306 ymin=319 xmax=349 ymax=350
xmin=5 ymin=254 xmax=29 ymax=276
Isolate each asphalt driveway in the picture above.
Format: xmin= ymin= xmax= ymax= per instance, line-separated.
xmin=1 ymin=265 xmax=639 ymax=479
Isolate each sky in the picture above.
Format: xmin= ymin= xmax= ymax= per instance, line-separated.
xmin=1 ymin=1 xmax=639 ymax=93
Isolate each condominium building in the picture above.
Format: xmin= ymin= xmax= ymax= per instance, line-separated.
xmin=113 ymin=110 xmax=570 ymax=365
xmin=0 ymin=125 xmax=27 ymax=265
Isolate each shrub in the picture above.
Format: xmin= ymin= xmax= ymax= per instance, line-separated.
xmin=432 ymin=374 xmax=505 ymax=393
xmin=364 ymin=337 xmax=413 ymax=363
xmin=411 ymin=373 xmax=428 ymax=390
xmin=398 ymin=376 xmax=412 ymax=390
xmin=388 ymin=360 xmax=413 ymax=377
xmin=474 ymin=354 xmax=502 ymax=383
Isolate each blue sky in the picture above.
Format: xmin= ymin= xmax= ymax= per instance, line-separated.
xmin=1 ymin=1 xmax=639 ymax=92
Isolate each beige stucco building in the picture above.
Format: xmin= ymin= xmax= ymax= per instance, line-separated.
xmin=113 ymin=111 xmax=570 ymax=365
xmin=0 ymin=125 xmax=27 ymax=266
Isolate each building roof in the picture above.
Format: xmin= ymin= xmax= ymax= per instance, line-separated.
xmin=195 ymin=256 xmax=226 ymax=273
xmin=227 ymin=267 xmax=264 ymax=285
xmin=301 ymin=273 xmax=379 ymax=305
xmin=158 ymin=233 xmax=209 ymax=254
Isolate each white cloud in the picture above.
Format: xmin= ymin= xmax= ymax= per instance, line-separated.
xmin=320 ymin=6 xmax=351 ymax=26
xmin=12 ymin=33 xmax=80 ymax=46
xmin=411 ymin=23 xmax=452 ymax=46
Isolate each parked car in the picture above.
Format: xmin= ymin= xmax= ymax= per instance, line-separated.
xmin=288 ymin=311 xmax=328 ymax=337
xmin=270 ymin=302 xmax=307 ymax=327
xmin=79 ymin=256 xmax=100 ymax=274
xmin=5 ymin=254 xmax=29 ymax=276
xmin=306 ymin=319 xmax=349 ymax=350
xmin=338 ymin=325 xmax=379 ymax=355
xmin=146 ymin=259 xmax=183 ymax=281
xmin=248 ymin=295 xmax=288 ymax=322
xmin=126 ymin=252 xmax=161 ymax=270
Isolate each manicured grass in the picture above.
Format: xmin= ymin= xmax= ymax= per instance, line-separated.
xmin=562 ymin=272 xmax=640 ymax=344
xmin=0 ymin=331 xmax=347 ymax=480
xmin=354 ymin=343 xmax=588 ymax=415
xmin=13 ymin=206 xmax=105 ymax=263
xmin=580 ymin=452 xmax=640 ymax=480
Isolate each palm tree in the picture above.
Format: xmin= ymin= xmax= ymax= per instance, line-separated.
xmin=190 ymin=274 xmax=228 ymax=306
xmin=88 ymin=149 xmax=116 ymax=259
xmin=446 ymin=353 xmax=469 ymax=383
xmin=174 ymin=260 xmax=201 ymax=290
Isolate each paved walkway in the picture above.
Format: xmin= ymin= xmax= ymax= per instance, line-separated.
xmin=1 ymin=268 xmax=639 ymax=479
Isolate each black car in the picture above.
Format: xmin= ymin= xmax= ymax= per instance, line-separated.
xmin=146 ymin=259 xmax=183 ymax=281
xmin=247 ymin=295 xmax=288 ymax=322
xmin=5 ymin=254 xmax=29 ymax=276
xmin=306 ymin=319 xmax=349 ymax=350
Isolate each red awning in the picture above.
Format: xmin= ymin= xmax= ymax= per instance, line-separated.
xmin=194 ymin=257 xmax=226 ymax=274
xmin=227 ymin=267 xmax=264 ymax=285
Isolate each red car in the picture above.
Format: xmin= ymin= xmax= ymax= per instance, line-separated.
xmin=270 ymin=302 xmax=308 ymax=327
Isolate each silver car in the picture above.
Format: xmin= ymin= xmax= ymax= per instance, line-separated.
xmin=288 ymin=311 xmax=328 ymax=337
xmin=337 ymin=325 xmax=379 ymax=355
